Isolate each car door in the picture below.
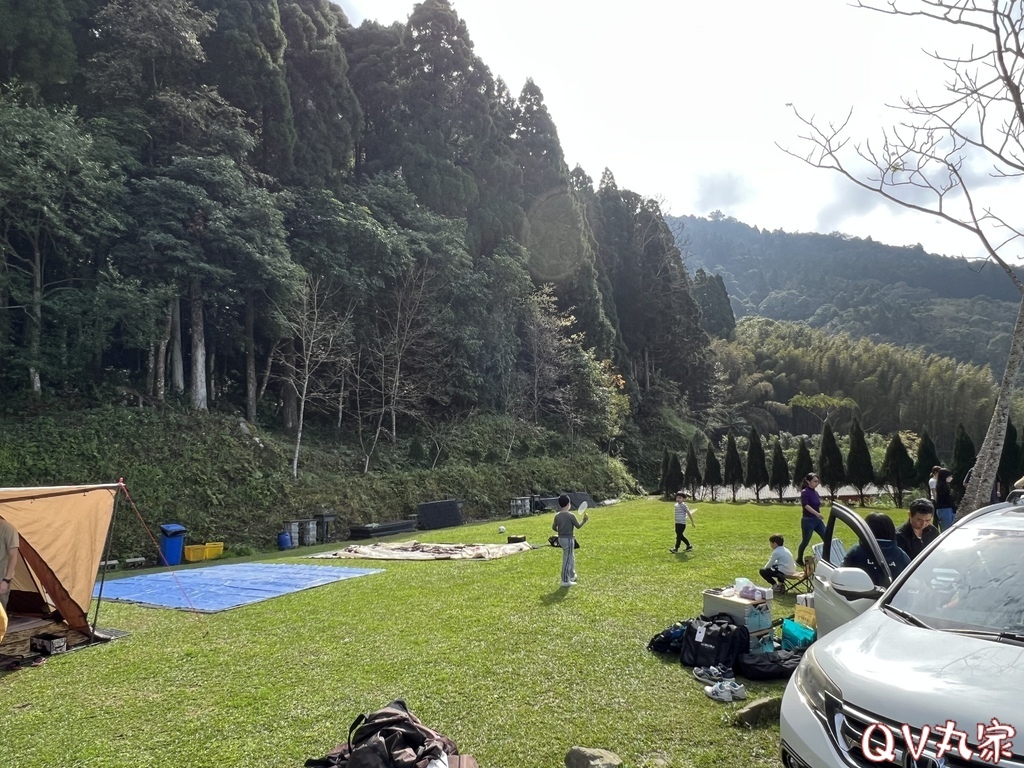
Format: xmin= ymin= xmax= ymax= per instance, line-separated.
xmin=811 ymin=502 xmax=893 ymax=636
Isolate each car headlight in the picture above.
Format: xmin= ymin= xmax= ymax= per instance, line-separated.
xmin=793 ymin=648 xmax=842 ymax=718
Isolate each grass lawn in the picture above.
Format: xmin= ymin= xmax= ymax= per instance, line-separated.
xmin=1 ymin=497 xmax=882 ymax=767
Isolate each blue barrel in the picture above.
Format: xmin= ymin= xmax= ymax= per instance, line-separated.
xmin=277 ymin=530 xmax=292 ymax=550
xmin=158 ymin=523 xmax=187 ymax=566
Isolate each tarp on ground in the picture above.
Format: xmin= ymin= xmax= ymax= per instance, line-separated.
xmin=310 ymin=541 xmax=535 ymax=561
xmin=92 ymin=562 xmax=383 ymax=612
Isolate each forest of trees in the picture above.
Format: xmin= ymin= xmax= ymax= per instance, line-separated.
xmin=2 ymin=0 xmax=1020 ymax=494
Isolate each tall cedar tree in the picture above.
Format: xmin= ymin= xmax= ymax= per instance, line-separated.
xmin=745 ymin=426 xmax=769 ymax=501
xmin=881 ymin=433 xmax=915 ymax=508
xmin=723 ymin=431 xmax=744 ymax=503
xmin=769 ymin=440 xmax=791 ymax=501
xmin=692 ymin=268 xmax=736 ymax=339
xmin=684 ymin=441 xmax=703 ymax=499
xmin=818 ymin=423 xmax=845 ymax=500
xmin=704 ymin=443 xmax=723 ymax=501
xmin=914 ymin=430 xmax=941 ymax=489
xmin=793 ymin=438 xmax=814 ymax=486
xmin=664 ymin=453 xmax=684 ymax=499
xmin=197 ymin=0 xmax=297 ymax=179
xmin=997 ymin=418 xmax=1020 ymax=503
xmin=845 ymin=418 xmax=875 ymax=506
xmin=951 ymin=423 xmax=977 ymax=497
xmin=658 ymin=448 xmax=670 ymax=496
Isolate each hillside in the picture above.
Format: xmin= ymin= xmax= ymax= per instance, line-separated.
xmin=669 ymin=213 xmax=1018 ymax=372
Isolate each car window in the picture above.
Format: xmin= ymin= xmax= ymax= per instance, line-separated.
xmin=888 ymin=527 xmax=1024 ymax=632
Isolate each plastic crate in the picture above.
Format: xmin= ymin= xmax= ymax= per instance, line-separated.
xmin=183 ymin=544 xmax=207 ymax=562
xmin=205 ymin=542 xmax=224 ymax=559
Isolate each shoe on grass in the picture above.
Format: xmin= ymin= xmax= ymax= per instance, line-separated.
xmin=668 ymin=548 xmax=678 ymax=553
xmin=693 ymin=665 xmax=734 ymax=684
xmin=685 ymin=546 xmax=694 ymax=551
xmin=704 ymin=680 xmax=747 ymax=702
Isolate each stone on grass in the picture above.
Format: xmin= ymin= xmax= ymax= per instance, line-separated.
xmin=732 ymin=696 xmax=782 ymax=728
xmin=565 ymin=746 xmax=623 ymax=768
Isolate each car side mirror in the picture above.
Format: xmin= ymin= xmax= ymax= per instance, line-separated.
xmin=830 ymin=567 xmax=881 ymax=600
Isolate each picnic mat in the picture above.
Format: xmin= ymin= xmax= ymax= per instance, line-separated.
xmin=92 ymin=563 xmax=383 ymax=612
xmin=310 ymin=540 xmax=535 ymax=561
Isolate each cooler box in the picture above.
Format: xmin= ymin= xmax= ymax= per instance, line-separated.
xmin=702 ymin=589 xmax=773 ymax=632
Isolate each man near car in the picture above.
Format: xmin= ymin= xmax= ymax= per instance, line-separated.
xmin=896 ymin=498 xmax=940 ymax=560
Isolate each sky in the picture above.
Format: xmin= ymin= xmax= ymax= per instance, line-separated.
xmin=337 ymin=0 xmax=1018 ymax=262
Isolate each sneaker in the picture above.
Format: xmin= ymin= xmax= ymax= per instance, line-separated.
xmin=668 ymin=548 xmax=678 ymax=553
xmin=685 ymin=546 xmax=694 ymax=552
xmin=693 ymin=665 xmax=734 ymax=684
xmin=704 ymin=680 xmax=747 ymax=702
xmin=559 ymin=581 xmax=574 ymax=587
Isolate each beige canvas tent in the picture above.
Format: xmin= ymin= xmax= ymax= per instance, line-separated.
xmin=0 ymin=484 xmax=119 ymax=643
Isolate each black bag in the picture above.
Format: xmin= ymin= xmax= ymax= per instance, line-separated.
xmin=735 ymin=648 xmax=805 ymax=680
xmin=305 ymin=698 xmax=459 ymax=768
xmin=679 ymin=613 xmax=749 ymax=669
xmin=647 ymin=620 xmax=690 ymax=655
xmin=548 ymin=535 xmax=580 ymax=549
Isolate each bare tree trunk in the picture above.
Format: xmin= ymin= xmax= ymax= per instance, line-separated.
xmin=958 ymin=294 xmax=1024 ymax=517
xmin=257 ymin=340 xmax=277 ymax=404
xmin=28 ymin=242 xmax=42 ymax=394
xmin=245 ymin=296 xmax=257 ymax=422
xmin=282 ymin=338 xmax=297 ymax=432
xmin=189 ymin=279 xmax=208 ymax=411
xmin=154 ymin=302 xmax=172 ymax=402
xmin=170 ymin=297 xmax=185 ymax=394
xmin=145 ymin=342 xmax=156 ymax=398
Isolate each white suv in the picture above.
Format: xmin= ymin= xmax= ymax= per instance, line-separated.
xmin=780 ymin=498 xmax=1024 ymax=768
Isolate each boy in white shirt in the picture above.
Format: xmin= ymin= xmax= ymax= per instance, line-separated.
xmin=669 ymin=491 xmax=695 ymax=553
xmin=759 ymin=534 xmax=797 ymax=589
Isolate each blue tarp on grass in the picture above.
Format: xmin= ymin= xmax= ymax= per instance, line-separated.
xmin=92 ymin=563 xmax=383 ymax=612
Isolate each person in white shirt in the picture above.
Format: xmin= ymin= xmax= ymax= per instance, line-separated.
xmin=759 ymin=534 xmax=797 ymax=589
xmin=928 ymin=465 xmax=940 ymax=502
xmin=669 ymin=491 xmax=695 ymax=553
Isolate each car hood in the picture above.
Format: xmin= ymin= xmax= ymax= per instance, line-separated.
xmin=815 ymin=608 xmax=1024 ymax=726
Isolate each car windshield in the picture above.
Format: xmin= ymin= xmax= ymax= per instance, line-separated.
xmin=887 ymin=523 xmax=1024 ymax=633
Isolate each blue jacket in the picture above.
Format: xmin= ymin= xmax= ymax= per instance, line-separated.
xmin=842 ymin=539 xmax=910 ymax=587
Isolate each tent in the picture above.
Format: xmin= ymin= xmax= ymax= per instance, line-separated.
xmin=0 ymin=484 xmax=119 ymax=640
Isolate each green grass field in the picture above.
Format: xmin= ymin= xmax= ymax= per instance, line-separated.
xmin=2 ymin=497 xmax=872 ymax=767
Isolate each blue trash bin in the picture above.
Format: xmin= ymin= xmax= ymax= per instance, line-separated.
xmin=159 ymin=523 xmax=187 ymax=566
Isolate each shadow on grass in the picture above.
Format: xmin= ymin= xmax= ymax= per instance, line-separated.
xmin=540 ymin=586 xmax=570 ymax=605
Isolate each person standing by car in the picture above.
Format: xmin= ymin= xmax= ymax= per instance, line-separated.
xmin=842 ymin=512 xmax=911 ymax=587
xmin=669 ymin=490 xmax=695 ymax=553
xmin=796 ymin=473 xmax=825 ymax=565
xmin=934 ymin=468 xmax=956 ymax=532
xmin=552 ymin=494 xmax=587 ymax=587
xmin=895 ymin=498 xmax=940 ymax=560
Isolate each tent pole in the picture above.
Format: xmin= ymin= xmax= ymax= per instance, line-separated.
xmin=89 ymin=484 xmax=120 ymax=643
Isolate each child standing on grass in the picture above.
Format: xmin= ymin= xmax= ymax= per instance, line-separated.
xmin=669 ymin=491 xmax=695 ymax=553
xmin=552 ymin=494 xmax=588 ymax=587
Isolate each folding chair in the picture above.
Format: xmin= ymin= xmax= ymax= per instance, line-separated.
xmin=777 ymin=557 xmax=813 ymax=594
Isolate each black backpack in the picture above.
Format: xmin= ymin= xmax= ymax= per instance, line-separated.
xmin=679 ymin=612 xmax=749 ymax=669
xmin=647 ymin=620 xmax=690 ymax=655
xmin=305 ymin=699 xmax=459 ymax=768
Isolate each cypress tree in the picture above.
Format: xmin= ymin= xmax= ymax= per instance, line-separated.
xmin=914 ymin=429 xmax=941 ymax=490
xmin=684 ymin=441 xmax=703 ymax=499
xmin=664 ymin=452 xmax=684 ymax=499
xmin=881 ymin=433 xmax=915 ymax=508
xmin=950 ymin=423 xmax=977 ymax=497
xmin=818 ymin=423 xmax=846 ymax=501
xmin=723 ymin=431 xmax=744 ymax=503
xmin=659 ymin=447 xmax=671 ymax=496
xmin=769 ymin=440 xmax=791 ymax=502
xmin=793 ymin=438 xmax=814 ymax=486
xmin=745 ymin=426 xmax=769 ymax=501
xmin=704 ymin=443 xmax=723 ymax=502
xmin=845 ymin=418 xmax=875 ymax=506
